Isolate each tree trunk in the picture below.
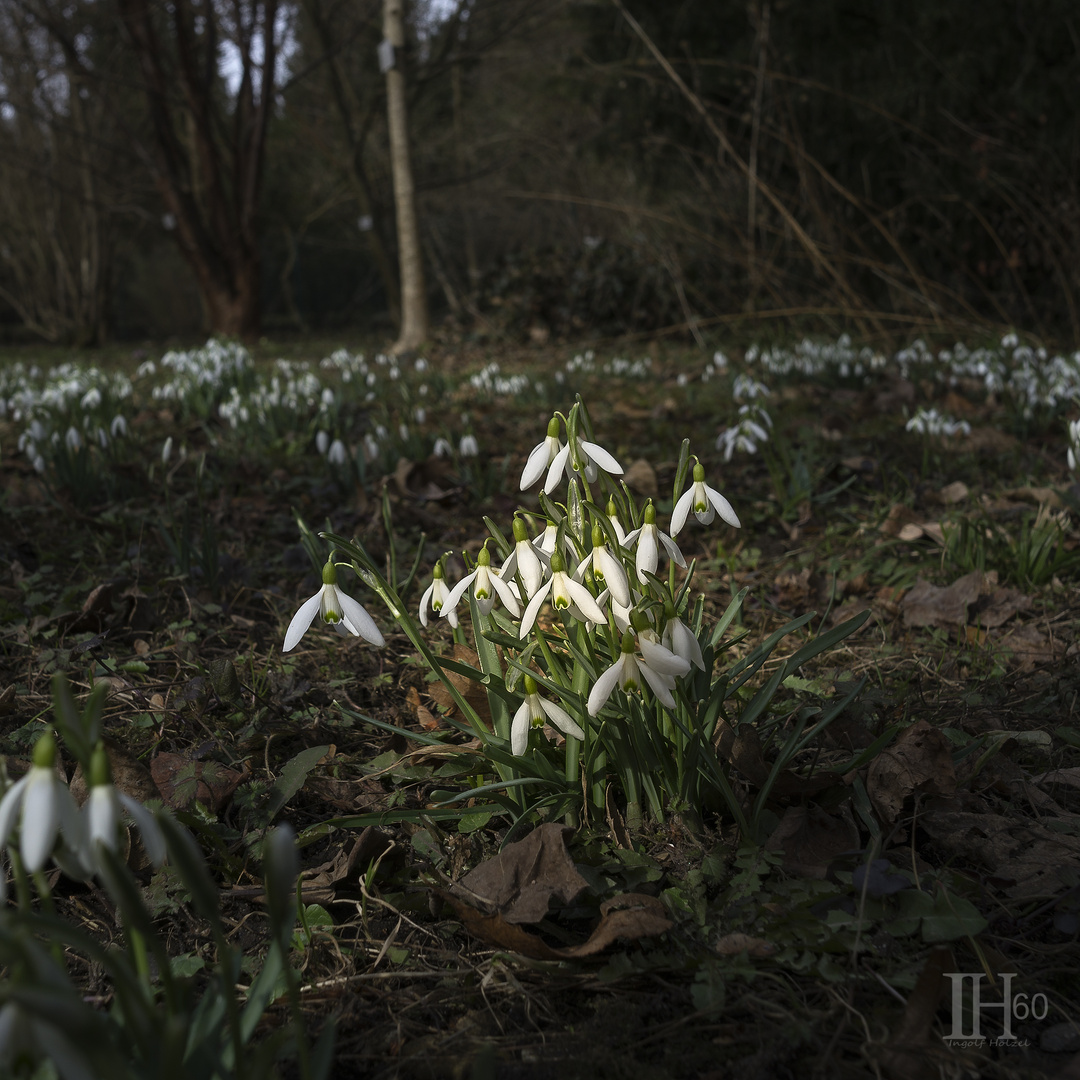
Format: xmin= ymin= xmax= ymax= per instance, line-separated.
xmin=383 ymin=0 xmax=428 ymax=354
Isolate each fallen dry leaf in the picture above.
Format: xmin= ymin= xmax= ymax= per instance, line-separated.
xmin=969 ymin=585 xmax=1032 ymax=628
xmin=405 ymin=685 xmax=441 ymax=730
xmin=991 ymin=622 xmax=1061 ymax=672
xmin=919 ymin=807 xmax=1080 ymax=898
xmin=150 ymin=752 xmax=245 ymax=812
xmin=453 ymin=822 xmax=588 ymax=924
xmin=867 ymin=720 xmax=956 ymax=824
xmin=937 ymin=481 xmax=969 ymax=505
xmin=442 ymin=890 xmax=672 ymax=959
xmin=901 ymin=571 xmax=981 ymax=628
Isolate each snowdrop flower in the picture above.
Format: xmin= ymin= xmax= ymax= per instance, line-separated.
xmin=327 ymin=438 xmax=347 ymax=465
xmin=161 ymin=436 xmax=173 ymax=465
xmin=316 ymin=430 xmax=330 ymax=455
xmin=363 ymin=433 xmax=380 ymax=461
xmin=459 ymin=433 xmax=479 ymax=457
xmin=670 ymin=462 xmax=741 ymax=535
xmin=519 ymin=550 xmax=606 ymax=638
xmin=576 ymin=525 xmax=630 ymax=607
xmin=64 ymin=426 xmax=81 ymax=451
xmin=419 ymin=559 xmax=458 ymax=627
xmin=80 ymin=387 xmax=101 ymax=410
xmin=662 ymin=608 xmax=705 ymax=671
xmin=587 ymin=630 xmax=691 ymax=715
xmin=1068 ymin=419 xmax=1080 ymax=472
xmin=283 ymin=560 xmax=385 ymax=651
xmin=623 ymin=502 xmax=686 ymax=583
xmin=0 ymin=730 xmax=82 ymax=874
xmin=606 ymin=497 xmax=627 ymax=544
xmin=442 ymin=543 xmax=521 ymax=618
xmin=81 ymin=743 xmax=165 ymax=871
xmin=511 ymin=675 xmax=585 ymax=756
xmin=546 ymin=434 xmax=623 ymax=489
xmin=520 ymin=416 xmax=564 ymax=490
xmin=433 ymin=437 xmax=453 ymax=458
xmin=501 ymin=517 xmax=547 ymax=600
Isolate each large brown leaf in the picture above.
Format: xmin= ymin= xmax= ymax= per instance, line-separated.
xmin=867 ymin=719 xmax=956 ymax=824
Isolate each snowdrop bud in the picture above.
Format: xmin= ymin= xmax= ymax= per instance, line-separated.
xmin=316 ymin=430 xmax=330 ymax=455
xmin=161 ymin=436 xmax=173 ymax=464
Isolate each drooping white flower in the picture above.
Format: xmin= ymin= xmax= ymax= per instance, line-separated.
xmin=520 ymin=416 xmax=564 ymax=490
xmin=283 ymin=561 xmax=385 ymax=651
xmin=606 ymin=497 xmax=627 ymax=545
xmin=81 ymin=743 xmax=166 ymax=872
xmin=662 ymin=609 xmax=705 ymax=671
xmin=545 ymin=436 xmax=623 ymax=490
xmin=501 ymin=517 xmax=547 ymax=600
xmin=511 ymin=675 xmax=585 ymax=755
xmin=64 ymin=426 xmax=81 ymax=451
xmin=161 ymin=436 xmax=173 ymax=465
xmin=459 ymin=433 xmax=479 ymax=457
xmin=670 ymin=462 xmax=741 ymax=535
xmin=0 ymin=731 xmax=83 ymax=874
xmin=441 ymin=543 xmax=521 ymax=619
xmin=327 ymin=438 xmax=347 ymax=465
xmin=587 ymin=630 xmax=691 ymax=715
xmin=433 ymin=437 xmax=453 ymax=458
xmin=623 ymin=501 xmax=686 ymax=584
xmin=1068 ymin=419 xmax=1080 ymax=473
xmin=315 ymin=430 xmax=330 ymax=455
xmin=519 ymin=549 xmax=607 ymax=638
xmin=576 ymin=525 xmax=630 ymax=608
xmin=419 ymin=560 xmax=458 ymax=627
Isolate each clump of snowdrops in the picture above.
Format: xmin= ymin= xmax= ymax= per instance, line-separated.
xmin=286 ymin=397 xmax=868 ymax=836
xmin=0 ymin=677 xmax=328 ymax=1080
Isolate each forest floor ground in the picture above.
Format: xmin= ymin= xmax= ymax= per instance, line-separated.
xmin=1 ymin=331 xmax=1079 ymax=1080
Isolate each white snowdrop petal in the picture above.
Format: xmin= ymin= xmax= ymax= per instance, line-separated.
xmin=520 ymin=441 xmax=551 ymax=490
xmin=565 ymin=578 xmax=607 ymax=624
xmin=580 ymin=440 xmax=623 ymax=475
xmin=538 ymin=698 xmax=584 ymax=740
xmin=669 ymin=487 xmax=696 ymax=537
xmin=338 ymin=592 xmax=386 ymax=646
xmin=419 ymin=581 xmax=435 ymax=627
xmin=639 ymin=663 xmax=678 ymax=709
xmin=511 ymin=701 xmax=532 ymax=756
xmin=441 ymin=571 xmax=476 ymax=613
xmin=658 ymin=530 xmax=686 ymax=568
xmin=706 ymin=484 xmax=741 ymax=528
xmin=489 ymin=571 xmax=522 ymax=617
xmin=519 ymin=580 xmax=553 ymax=638
xmin=283 ymin=591 xmax=323 ymax=652
xmin=639 ymin=634 xmax=691 ymax=677
xmin=587 ymin=659 xmax=626 ymax=716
